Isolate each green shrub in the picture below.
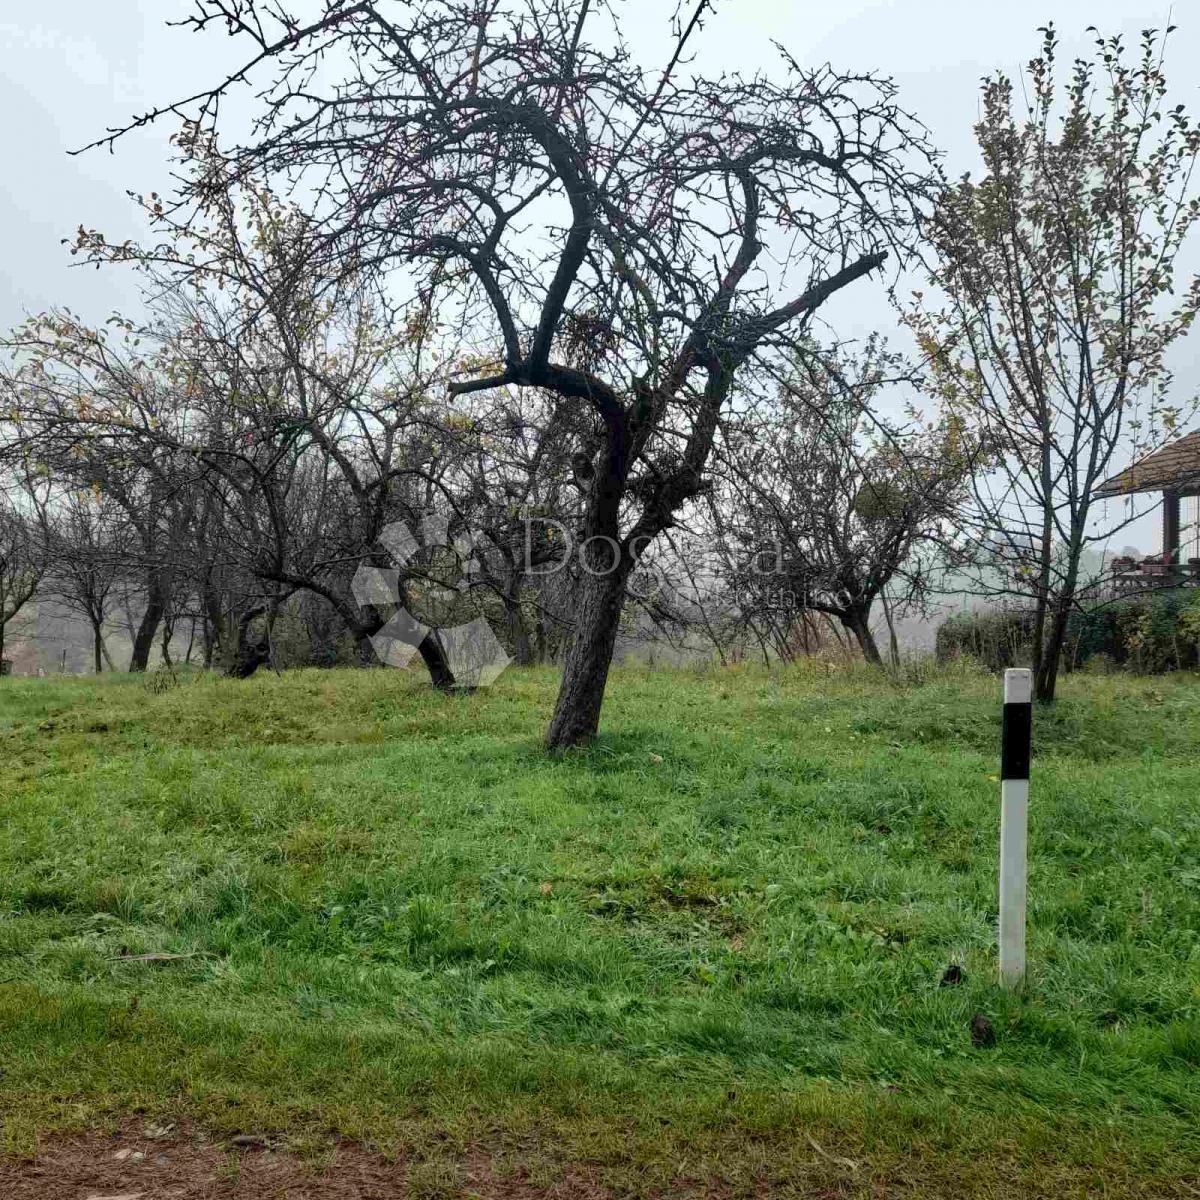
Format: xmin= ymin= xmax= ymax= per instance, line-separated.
xmin=935 ymin=607 xmax=1038 ymax=671
xmin=937 ymin=591 xmax=1200 ymax=675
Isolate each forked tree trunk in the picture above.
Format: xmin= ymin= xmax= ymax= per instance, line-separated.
xmin=545 ymin=560 xmax=632 ymax=750
xmin=1035 ymin=526 xmax=1084 ymax=703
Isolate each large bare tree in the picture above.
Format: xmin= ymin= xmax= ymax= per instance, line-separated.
xmin=80 ymin=0 xmax=935 ymax=745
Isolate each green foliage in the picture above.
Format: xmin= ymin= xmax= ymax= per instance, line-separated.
xmin=1 ymin=664 xmax=1199 ymax=1191
xmin=936 ymin=608 xmax=1038 ymax=671
xmin=938 ymin=593 xmax=1200 ymax=674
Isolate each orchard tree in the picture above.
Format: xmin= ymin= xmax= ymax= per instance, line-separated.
xmin=44 ymin=490 xmax=129 ymax=673
xmin=712 ymin=343 xmax=969 ymax=664
xmin=0 ymin=474 xmax=51 ymax=671
xmin=83 ymin=0 xmax=935 ymax=746
xmin=909 ymin=25 xmax=1200 ymax=701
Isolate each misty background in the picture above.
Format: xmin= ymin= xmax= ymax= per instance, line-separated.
xmin=1 ymin=1 xmax=1192 ymax=671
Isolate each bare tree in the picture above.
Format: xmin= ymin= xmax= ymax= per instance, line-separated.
xmin=4 ymin=183 xmax=464 ymax=681
xmin=437 ymin=386 xmax=583 ymax=665
xmin=0 ymin=475 xmax=51 ymax=672
xmin=43 ymin=490 xmax=128 ymax=673
xmin=908 ymin=25 xmax=1200 ymax=700
xmin=79 ymin=0 xmax=935 ymax=746
xmin=710 ymin=343 xmax=968 ymax=664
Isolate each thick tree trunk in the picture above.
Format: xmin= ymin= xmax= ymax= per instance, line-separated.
xmin=417 ymin=631 xmax=456 ymax=690
xmin=546 ymin=561 xmax=631 ymax=750
xmin=202 ymin=590 xmax=229 ymax=671
xmin=129 ymin=579 xmax=166 ymax=672
xmin=843 ymin=607 xmax=883 ymax=666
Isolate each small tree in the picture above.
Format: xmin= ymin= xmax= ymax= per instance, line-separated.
xmin=713 ymin=343 xmax=967 ymax=664
xmin=44 ymin=490 xmax=128 ymax=673
xmin=909 ymin=25 xmax=1200 ymax=700
xmin=0 ymin=477 xmax=50 ymax=671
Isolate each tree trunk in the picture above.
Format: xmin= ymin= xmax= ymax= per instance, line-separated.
xmin=546 ymin=561 xmax=632 ymax=750
xmin=506 ymin=592 xmax=534 ymax=667
xmin=880 ymin=592 xmax=901 ymax=667
xmin=228 ymin=610 xmax=270 ymax=679
xmin=91 ymin=618 xmax=104 ymax=674
xmin=417 ymin=630 xmax=456 ymax=690
xmin=201 ymin=617 xmax=215 ymax=669
xmin=129 ymin=579 xmax=165 ymax=672
xmin=843 ymin=606 xmax=883 ymax=666
xmin=160 ymin=618 xmax=174 ymax=668
xmin=1036 ymin=600 xmax=1072 ymax=701
xmin=1034 ymin=524 xmax=1085 ymax=703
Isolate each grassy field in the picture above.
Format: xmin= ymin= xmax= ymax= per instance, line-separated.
xmin=1 ymin=661 xmax=1199 ymax=1196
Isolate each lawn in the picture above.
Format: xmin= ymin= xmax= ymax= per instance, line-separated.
xmin=1 ymin=661 xmax=1199 ymax=1197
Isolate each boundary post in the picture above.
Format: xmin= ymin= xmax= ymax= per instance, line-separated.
xmin=999 ymin=667 xmax=1032 ymax=988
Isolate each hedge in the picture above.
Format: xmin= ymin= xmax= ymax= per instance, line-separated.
xmin=936 ymin=590 xmax=1200 ymax=674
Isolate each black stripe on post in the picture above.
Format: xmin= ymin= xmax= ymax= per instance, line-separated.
xmin=1001 ymin=702 xmax=1032 ymax=781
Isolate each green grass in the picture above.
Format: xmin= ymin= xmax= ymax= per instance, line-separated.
xmin=2 ymin=661 xmax=1200 ymax=1195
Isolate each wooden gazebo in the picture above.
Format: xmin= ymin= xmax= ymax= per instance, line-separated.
xmin=1096 ymin=431 xmax=1200 ymax=589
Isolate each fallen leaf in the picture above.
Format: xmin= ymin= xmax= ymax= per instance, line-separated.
xmin=538 ymin=882 xmax=553 ymax=896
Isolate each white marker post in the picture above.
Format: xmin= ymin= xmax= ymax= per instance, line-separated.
xmin=999 ymin=668 xmax=1032 ymax=988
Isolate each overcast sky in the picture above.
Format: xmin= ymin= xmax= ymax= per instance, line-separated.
xmin=2 ymin=1 xmax=1193 ymax=550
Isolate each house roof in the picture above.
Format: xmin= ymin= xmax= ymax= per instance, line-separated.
xmin=1095 ymin=431 xmax=1200 ymax=497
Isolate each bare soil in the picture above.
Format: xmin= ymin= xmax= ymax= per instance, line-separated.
xmin=0 ymin=1120 xmax=617 ymax=1200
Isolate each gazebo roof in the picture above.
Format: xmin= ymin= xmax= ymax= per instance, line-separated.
xmin=1095 ymin=431 xmax=1200 ymax=497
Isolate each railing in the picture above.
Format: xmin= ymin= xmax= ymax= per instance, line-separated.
xmin=1100 ymin=557 xmax=1200 ymax=598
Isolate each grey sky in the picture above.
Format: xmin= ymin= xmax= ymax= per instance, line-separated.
xmin=2 ymin=1 xmax=1193 ymax=551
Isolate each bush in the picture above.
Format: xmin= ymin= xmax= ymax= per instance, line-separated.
xmin=1067 ymin=591 xmax=1200 ymax=674
xmin=937 ymin=591 xmax=1200 ymax=675
xmin=935 ymin=608 xmax=1039 ymax=672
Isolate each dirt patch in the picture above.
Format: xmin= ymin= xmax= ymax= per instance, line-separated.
xmin=0 ymin=1120 xmax=615 ymax=1200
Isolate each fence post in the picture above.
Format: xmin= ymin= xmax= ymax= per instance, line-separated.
xmin=999 ymin=668 xmax=1032 ymax=988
